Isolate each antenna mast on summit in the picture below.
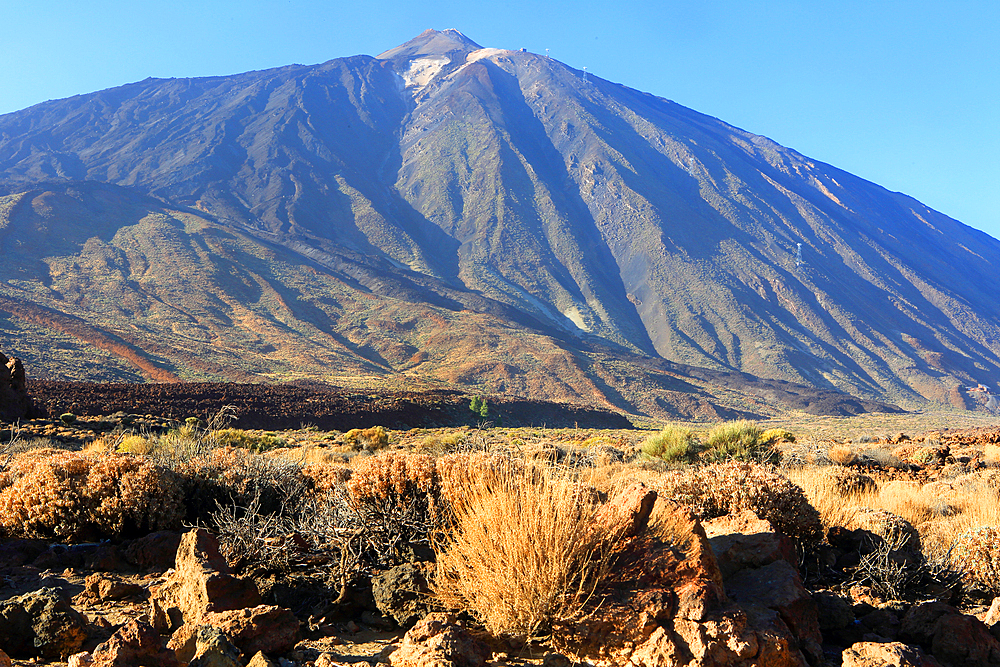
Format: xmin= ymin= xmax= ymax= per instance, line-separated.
xmin=582 ymin=67 xmax=588 ymax=82
xmin=545 ymin=48 xmax=550 ymax=59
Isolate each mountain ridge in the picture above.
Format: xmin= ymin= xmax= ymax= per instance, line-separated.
xmin=0 ymin=30 xmax=997 ymax=416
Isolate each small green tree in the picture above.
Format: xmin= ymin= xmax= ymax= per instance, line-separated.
xmin=470 ymin=396 xmax=489 ymax=418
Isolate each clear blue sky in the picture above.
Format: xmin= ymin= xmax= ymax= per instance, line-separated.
xmin=4 ymin=1 xmax=998 ymax=239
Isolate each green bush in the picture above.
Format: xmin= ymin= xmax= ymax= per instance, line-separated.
xmin=703 ymin=420 xmax=776 ymax=462
xmin=214 ymin=428 xmax=287 ymax=453
xmin=641 ymin=426 xmax=700 ymax=463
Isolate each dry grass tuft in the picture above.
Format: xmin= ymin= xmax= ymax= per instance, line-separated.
xmin=827 ymin=443 xmax=858 ymax=466
xmin=432 ymin=458 xmax=612 ymax=640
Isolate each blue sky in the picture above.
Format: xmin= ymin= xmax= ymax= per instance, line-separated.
xmin=4 ymin=1 xmax=998 ymax=239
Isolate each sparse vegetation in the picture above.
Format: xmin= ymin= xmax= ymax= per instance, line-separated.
xmin=5 ymin=407 xmax=1000 ymax=667
xmin=640 ymin=425 xmax=700 ymax=463
xmin=432 ymin=456 xmax=613 ymax=640
xmin=702 ymin=420 xmax=777 ymax=463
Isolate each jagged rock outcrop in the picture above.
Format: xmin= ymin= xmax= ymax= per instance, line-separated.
xmin=149 ymin=528 xmax=262 ymax=632
xmin=0 ymin=351 xmax=32 ymax=421
xmin=551 ymin=500 xmax=815 ymax=666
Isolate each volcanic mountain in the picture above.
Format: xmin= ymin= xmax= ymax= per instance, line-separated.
xmin=0 ymin=29 xmax=997 ymax=417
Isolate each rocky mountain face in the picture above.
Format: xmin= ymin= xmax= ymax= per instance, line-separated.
xmin=1 ymin=29 xmax=997 ymax=415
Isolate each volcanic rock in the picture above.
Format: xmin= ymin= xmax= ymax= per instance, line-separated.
xmin=842 ymin=641 xmax=942 ymax=667
xmin=73 ymin=619 xmax=179 ymax=667
xmin=389 ymin=612 xmax=490 ymax=667
xmin=900 ymin=602 xmax=1000 ymax=667
xmin=372 ymin=562 xmax=436 ymax=629
xmin=149 ymin=528 xmax=261 ymax=632
xmin=0 ymin=587 xmax=88 ymax=659
xmin=0 ymin=351 xmax=32 ymax=421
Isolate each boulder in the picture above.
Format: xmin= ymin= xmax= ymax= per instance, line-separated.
xmin=149 ymin=528 xmax=261 ymax=632
xmin=842 ymin=641 xmax=942 ymax=667
xmin=0 ymin=649 xmax=10 ymax=667
xmin=724 ymin=559 xmax=823 ymax=663
xmin=0 ymin=351 xmax=33 ymax=421
xmin=85 ymin=573 xmax=143 ymax=601
xmin=169 ymin=605 xmax=300 ymax=658
xmin=389 ymin=612 xmax=490 ymax=667
xmin=704 ymin=510 xmax=797 ymax=578
xmin=169 ymin=625 xmax=241 ymax=667
xmin=594 ymin=482 xmax=657 ymax=540
xmin=73 ymin=620 xmax=179 ymax=667
xmin=125 ymin=531 xmax=183 ymax=571
xmin=900 ymin=602 xmax=1000 ymax=667
xmin=0 ymin=587 xmax=88 ymax=659
xmin=372 ymin=561 xmax=435 ymax=629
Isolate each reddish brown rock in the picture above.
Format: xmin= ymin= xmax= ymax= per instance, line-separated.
xmin=0 ymin=351 xmax=33 ymax=421
xmin=703 ymin=510 xmax=797 ymax=578
xmin=900 ymin=602 xmax=1000 ymax=667
xmin=0 ymin=648 xmax=10 ymax=667
xmin=80 ymin=620 xmax=179 ymax=667
xmin=84 ymin=573 xmax=143 ymax=601
xmin=594 ymin=482 xmax=657 ymax=540
xmin=125 ymin=531 xmax=183 ymax=572
xmin=149 ymin=529 xmax=261 ymax=632
xmin=724 ymin=559 xmax=823 ymax=663
xmin=842 ymin=641 xmax=942 ymax=667
xmin=389 ymin=612 xmax=490 ymax=667
xmin=169 ymin=605 xmax=300 ymax=659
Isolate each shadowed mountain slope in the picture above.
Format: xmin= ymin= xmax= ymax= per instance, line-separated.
xmin=1 ymin=29 xmax=997 ymax=412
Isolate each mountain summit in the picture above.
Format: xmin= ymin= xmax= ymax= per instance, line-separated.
xmin=0 ymin=31 xmax=997 ymax=415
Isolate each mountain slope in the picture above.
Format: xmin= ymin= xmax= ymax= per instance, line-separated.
xmin=1 ymin=29 xmax=998 ymax=410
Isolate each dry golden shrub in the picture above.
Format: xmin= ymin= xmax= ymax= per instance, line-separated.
xmin=655 ymin=462 xmax=823 ymax=543
xmin=828 ymin=444 xmax=858 ymax=466
xmin=789 ymin=465 xmax=1000 ymax=565
xmin=786 ymin=466 xmax=864 ymax=531
xmin=0 ymin=450 xmax=183 ymax=540
xmin=302 ymin=462 xmax=352 ymax=494
xmin=984 ymin=444 xmax=1000 ymax=463
xmin=947 ymin=526 xmax=1000 ymax=595
xmin=344 ymin=426 xmax=389 ymax=450
xmin=432 ymin=458 xmax=612 ymax=640
xmin=820 ymin=466 xmax=877 ymax=496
